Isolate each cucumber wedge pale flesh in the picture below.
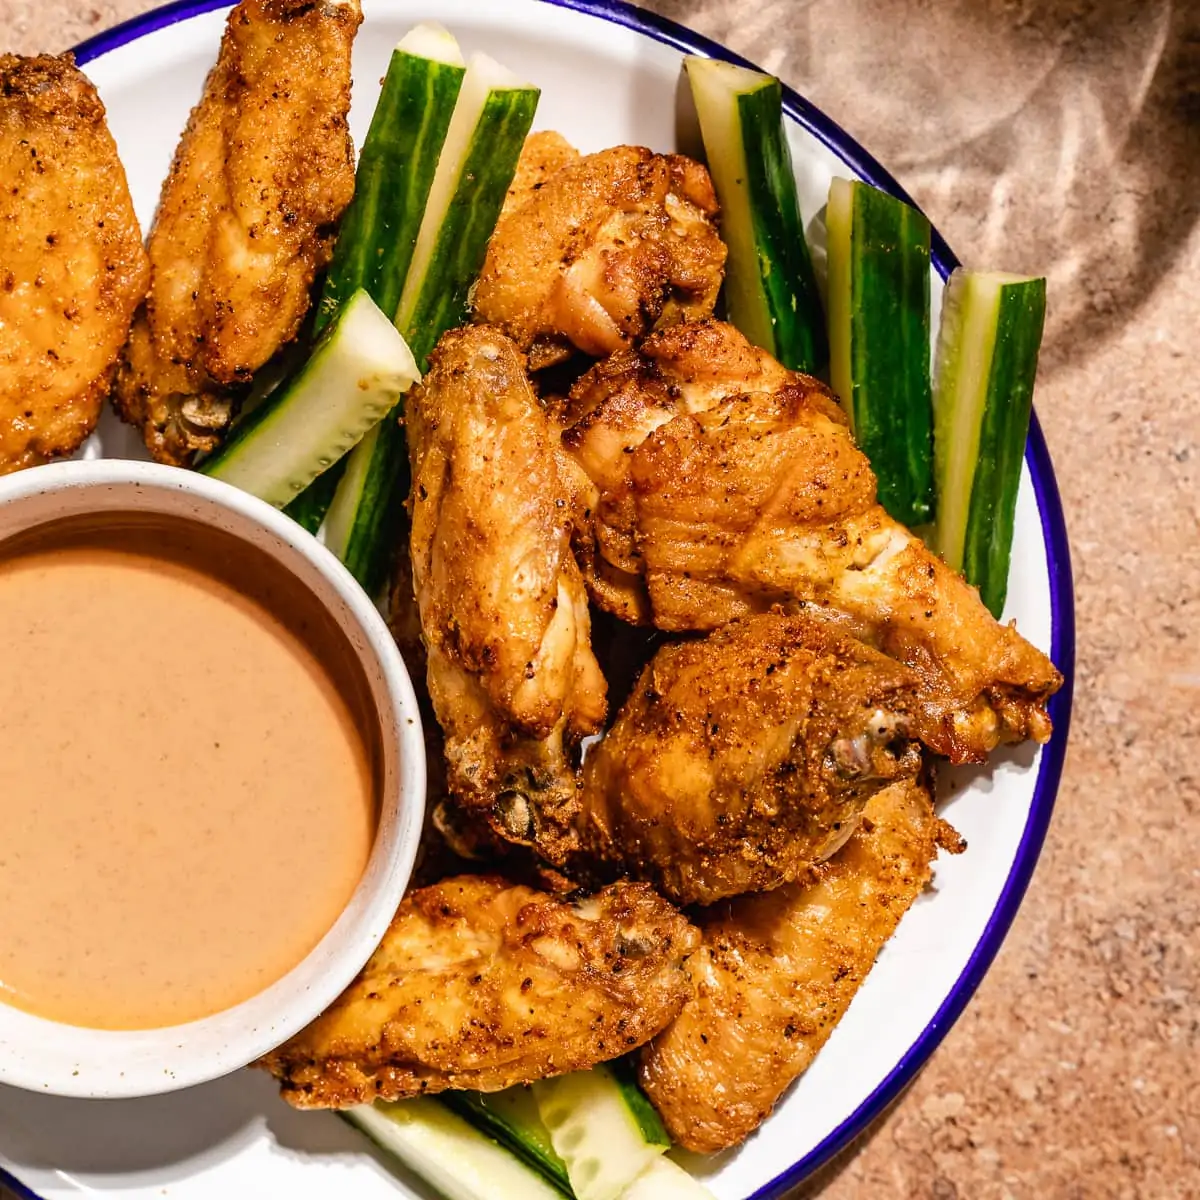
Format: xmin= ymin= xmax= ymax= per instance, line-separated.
xmin=827 ymin=177 xmax=934 ymax=526
xmin=685 ymin=57 xmax=826 ymax=375
xmin=533 ymin=1062 xmax=669 ymax=1200
xmin=200 ymin=290 xmax=418 ymax=508
xmin=932 ymin=268 xmax=1046 ymax=617
xmin=325 ymin=52 xmax=540 ymax=595
xmin=343 ymin=1099 xmax=568 ymax=1200
xmin=622 ymin=1155 xmax=718 ymax=1199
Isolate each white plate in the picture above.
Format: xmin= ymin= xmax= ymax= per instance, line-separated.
xmin=0 ymin=2 xmax=1074 ymax=1197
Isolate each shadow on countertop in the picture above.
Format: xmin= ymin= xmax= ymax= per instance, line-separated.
xmin=651 ymin=0 xmax=1199 ymax=377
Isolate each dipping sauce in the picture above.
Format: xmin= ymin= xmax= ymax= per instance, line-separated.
xmin=0 ymin=517 xmax=379 ymax=1030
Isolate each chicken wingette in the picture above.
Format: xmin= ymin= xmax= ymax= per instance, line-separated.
xmin=640 ymin=775 xmax=960 ymax=1152
xmin=406 ymin=326 xmax=607 ymax=863
xmin=579 ymin=613 xmax=923 ymax=905
xmin=473 ymin=131 xmax=726 ymax=369
xmin=0 ymin=53 xmax=148 ymax=474
xmin=113 ymin=0 xmax=360 ymax=464
xmin=562 ymin=319 xmax=1063 ymax=763
xmin=260 ymin=876 xmax=699 ymax=1108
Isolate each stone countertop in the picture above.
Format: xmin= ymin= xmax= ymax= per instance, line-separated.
xmin=3 ymin=1 xmax=1197 ymax=1197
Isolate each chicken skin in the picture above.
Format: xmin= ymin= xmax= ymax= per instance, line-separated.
xmin=562 ymin=319 xmax=1062 ymax=763
xmin=114 ymin=0 xmax=360 ymax=464
xmin=0 ymin=54 xmax=148 ymax=474
xmin=473 ymin=131 xmax=726 ymax=369
xmin=407 ymin=326 xmax=607 ymax=863
xmin=389 ymin=543 xmax=535 ymax=877
xmin=260 ymin=876 xmax=699 ymax=1108
xmin=640 ymin=776 xmax=959 ymax=1152
xmin=579 ymin=614 xmax=923 ymax=906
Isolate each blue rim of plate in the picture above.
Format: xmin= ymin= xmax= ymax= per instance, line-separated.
xmin=1 ymin=4 xmax=1074 ymax=1199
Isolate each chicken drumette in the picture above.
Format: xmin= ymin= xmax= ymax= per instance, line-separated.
xmin=406 ymin=325 xmax=607 ymax=864
xmin=261 ymin=875 xmax=699 ymax=1108
xmin=579 ymin=613 xmax=923 ymax=905
xmin=114 ymin=0 xmax=361 ymax=464
xmin=473 ymin=131 xmax=726 ymax=369
xmin=562 ymin=319 xmax=1062 ymax=763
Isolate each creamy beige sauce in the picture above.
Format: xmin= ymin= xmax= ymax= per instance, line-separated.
xmin=0 ymin=519 xmax=378 ymax=1030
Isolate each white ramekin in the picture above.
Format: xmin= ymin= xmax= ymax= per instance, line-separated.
xmin=0 ymin=459 xmax=426 ymax=1098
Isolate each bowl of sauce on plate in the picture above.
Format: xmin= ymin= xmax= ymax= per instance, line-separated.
xmin=0 ymin=460 xmax=425 ymax=1098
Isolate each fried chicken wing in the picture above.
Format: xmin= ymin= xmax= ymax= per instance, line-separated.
xmin=579 ymin=614 xmax=923 ymax=905
xmin=562 ymin=319 xmax=1062 ymax=762
xmin=0 ymin=54 xmax=148 ymax=474
xmin=640 ymin=776 xmax=959 ymax=1152
xmin=473 ymin=132 xmax=726 ymax=369
xmin=389 ymin=541 xmax=544 ymax=879
xmin=260 ymin=876 xmax=700 ymax=1108
xmin=113 ymin=0 xmax=360 ymax=464
xmin=407 ymin=326 xmax=607 ymax=862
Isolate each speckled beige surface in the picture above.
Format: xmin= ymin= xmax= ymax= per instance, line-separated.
xmin=3 ymin=0 xmax=1197 ymax=1197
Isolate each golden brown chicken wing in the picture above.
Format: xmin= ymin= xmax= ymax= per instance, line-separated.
xmin=388 ymin=546 xmax=529 ymax=879
xmin=113 ymin=0 xmax=360 ymax=464
xmin=260 ymin=876 xmax=700 ymax=1108
xmin=640 ymin=776 xmax=959 ymax=1152
xmin=473 ymin=131 xmax=726 ymax=369
xmin=579 ymin=613 xmax=923 ymax=905
xmin=406 ymin=326 xmax=607 ymax=863
xmin=0 ymin=53 xmax=148 ymax=474
xmin=562 ymin=319 xmax=1062 ymax=763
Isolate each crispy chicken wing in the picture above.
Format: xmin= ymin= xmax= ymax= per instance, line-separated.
xmin=260 ymin=876 xmax=700 ymax=1108
xmin=388 ymin=544 xmax=539 ymax=879
xmin=0 ymin=54 xmax=148 ymax=474
xmin=407 ymin=326 xmax=607 ymax=862
xmin=562 ymin=319 xmax=1062 ymax=762
xmin=113 ymin=0 xmax=360 ymax=464
xmin=579 ymin=613 xmax=923 ymax=905
xmin=640 ymin=776 xmax=959 ymax=1152
xmin=473 ymin=131 xmax=726 ymax=370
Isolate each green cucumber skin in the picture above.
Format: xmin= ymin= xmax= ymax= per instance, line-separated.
xmin=848 ymin=186 xmax=934 ymax=526
xmin=738 ymin=81 xmax=827 ymax=376
xmin=440 ymin=1091 xmax=572 ymax=1195
xmin=332 ymin=86 xmax=540 ymax=593
xmin=403 ymin=88 xmax=540 ymax=365
xmin=609 ymin=1058 xmax=670 ymax=1149
xmin=962 ymin=278 xmax=1045 ymax=617
xmin=283 ymin=48 xmax=466 ymax=533
xmin=317 ymin=49 xmax=466 ymax=335
xmin=337 ymin=417 xmax=410 ymax=597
